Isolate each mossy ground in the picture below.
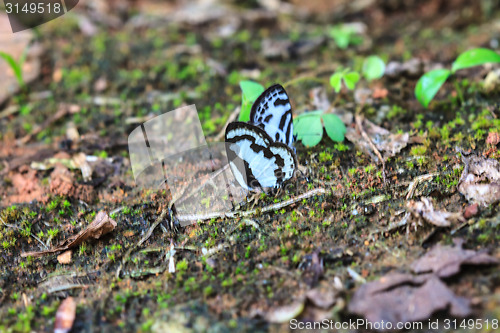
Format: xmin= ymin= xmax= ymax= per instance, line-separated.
xmin=1 ymin=2 xmax=500 ymax=332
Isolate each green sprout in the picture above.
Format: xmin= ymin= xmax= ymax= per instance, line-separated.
xmin=415 ymin=48 xmax=500 ymax=107
xmin=0 ymin=50 xmax=26 ymax=88
xmin=328 ymin=25 xmax=363 ymax=49
xmin=330 ymin=68 xmax=360 ymax=93
xmin=294 ymin=110 xmax=346 ymax=147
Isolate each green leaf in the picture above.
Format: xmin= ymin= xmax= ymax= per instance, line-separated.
xmin=451 ymin=48 xmax=500 ymax=73
xmin=329 ymin=27 xmax=350 ymax=49
xmin=415 ymin=69 xmax=451 ymax=108
xmin=321 ymin=114 xmax=346 ymax=142
xmin=343 ymin=72 xmax=360 ymax=90
xmin=329 ymin=25 xmax=358 ymax=49
xmin=362 ymin=56 xmax=385 ymax=81
xmin=0 ymin=51 xmax=24 ymax=87
xmin=294 ymin=113 xmax=323 ymax=147
xmin=238 ymin=80 xmax=265 ymax=122
xmin=330 ymin=72 xmax=343 ymax=93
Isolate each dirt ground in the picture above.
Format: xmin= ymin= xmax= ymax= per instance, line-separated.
xmin=0 ymin=0 xmax=499 ymax=332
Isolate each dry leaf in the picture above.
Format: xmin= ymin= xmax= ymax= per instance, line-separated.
xmin=348 ymin=273 xmax=471 ymax=326
xmin=54 ymin=297 xmax=76 ymax=333
xmin=264 ymin=299 xmax=305 ymax=323
xmin=306 ymin=285 xmax=338 ymax=309
xmin=22 ymin=211 xmax=116 ymax=257
xmin=407 ymin=197 xmax=465 ymax=227
xmin=458 ymin=154 xmax=500 ymax=207
xmin=345 ymin=118 xmax=409 ymax=163
xmin=411 ymin=239 xmax=498 ymax=278
xmin=57 ymin=250 xmax=72 ymax=264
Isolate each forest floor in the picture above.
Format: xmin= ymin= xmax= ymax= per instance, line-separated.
xmin=0 ymin=1 xmax=499 ymax=332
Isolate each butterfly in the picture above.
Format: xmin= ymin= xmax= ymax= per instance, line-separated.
xmin=225 ymin=84 xmax=297 ymax=190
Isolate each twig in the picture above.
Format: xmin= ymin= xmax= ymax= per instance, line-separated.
xmin=371 ymin=212 xmax=411 ymax=235
xmin=355 ymin=114 xmax=387 ymax=184
xmin=116 ymin=207 xmax=169 ymax=278
xmin=202 ymin=243 xmax=231 ymax=258
xmin=347 ymin=267 xmax=366 ymax=284
xmin=177 ymin=187 xmax=327 ymax=222
xmin=137 ymin=208 xmax=169 ymax=247
xmin=18 ymin=103 xmax=80 ymax=145
xmin=406 ymin=173 xmax=439 ymax=200
xmin=213 ymin=107 xmax=240 ymax=142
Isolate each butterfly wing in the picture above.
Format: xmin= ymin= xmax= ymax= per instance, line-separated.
xmin=250 ymin=84 xmax=295 ymax=149
xmin=225 ymin=122 xmax=296 ymax=190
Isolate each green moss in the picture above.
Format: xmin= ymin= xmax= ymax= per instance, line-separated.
xmin=176 ymin=259 xmax=189 ymax=272
xmin=319 ymin=151 xmax=333 ymax=162
xmin=334 ymin=143 xmax=349 ymax=152
xmin=387 ymin=105 xmax=406 ymax=120
xmin=410 ymin=145 xmax=427 ymax=156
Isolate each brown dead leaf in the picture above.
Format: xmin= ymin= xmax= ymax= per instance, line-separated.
xmin=306 ymin=284 xmax=338 ymax=309
xmin=411 ymin=239 xmax=498 ymax=278
xmin=458 ymin=154 xmax=500 ymax=207
xmin=407 ymin=197 xmax=465 ymax=227
xmin=348 ymin=273 xmax=471 ymax=326
xmin=345 ymin=118 xmax=409 ymax=163
xmin=57 ymin=250 xmax=72 ymax=265
xmin=22 ymin=211 xmax=116 ymax=257
xmin=54 ymin=297 xmax=76 ymax=333
xmin=264 ymin=298 xmax=306 ymax=323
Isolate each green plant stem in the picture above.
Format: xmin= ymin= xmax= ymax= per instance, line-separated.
xmin=453 ymin=81 xmax=464 ymax=105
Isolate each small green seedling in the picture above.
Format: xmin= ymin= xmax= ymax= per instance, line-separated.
xmin=328 ymin=25 xmax=363 ymax=49
xmin=0 ymin=51 xmax=26 ymax=87
xmin=362 ymin=55 xmax=386 ymax=81
xmin=415 ymin=48 xmax=500 ymax=107
xmin=294 ymin=110 xmax=346 ymax=147
xmin=330 ymin=68 xmax=360 ymax=93
xmin=238 ymin=80 xmax=265 ymax=121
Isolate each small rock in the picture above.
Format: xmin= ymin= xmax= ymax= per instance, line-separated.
xmin=57 ymin=250 xmax=72 ymax=264
xmin=463 ymin=203 xmax=479 ymax=219
xmin=486 ymin=131 xmax=500 ymax=146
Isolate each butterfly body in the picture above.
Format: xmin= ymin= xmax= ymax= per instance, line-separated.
xmin=225 ymin=84 xmax=296 ymax=190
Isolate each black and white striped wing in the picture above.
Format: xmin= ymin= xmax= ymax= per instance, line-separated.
xmin=250 ymin=84 xmax=294 ymax=149
xmin=225 ymin=122 xmax=296 ymax=190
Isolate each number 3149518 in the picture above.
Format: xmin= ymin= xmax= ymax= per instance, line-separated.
xmin=5 ymin=2 xmax=62 ymax=14
xmin=444 ymin=319 xmax=498 ymax=330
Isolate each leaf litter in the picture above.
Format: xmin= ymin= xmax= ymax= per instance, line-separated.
xmin=458 ymin=153 xmax=500 ymax=207
xmin=349 ymin=239 xmax=498 ymax=327
xmin=345 ymin=117 xmax=409 ymax=163
xmin=21 ymin=211 xmax=117 ymax=257
xmin=406 ymin=197 xmax=465 ymax=227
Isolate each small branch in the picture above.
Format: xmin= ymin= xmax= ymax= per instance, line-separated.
xmin=177 ymin=187 xmax=327 ymax=222
xmin=137 ymin=207 xmax=169 ymax=247
xmin=406 ymin=173 xmax=439 ymax=200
